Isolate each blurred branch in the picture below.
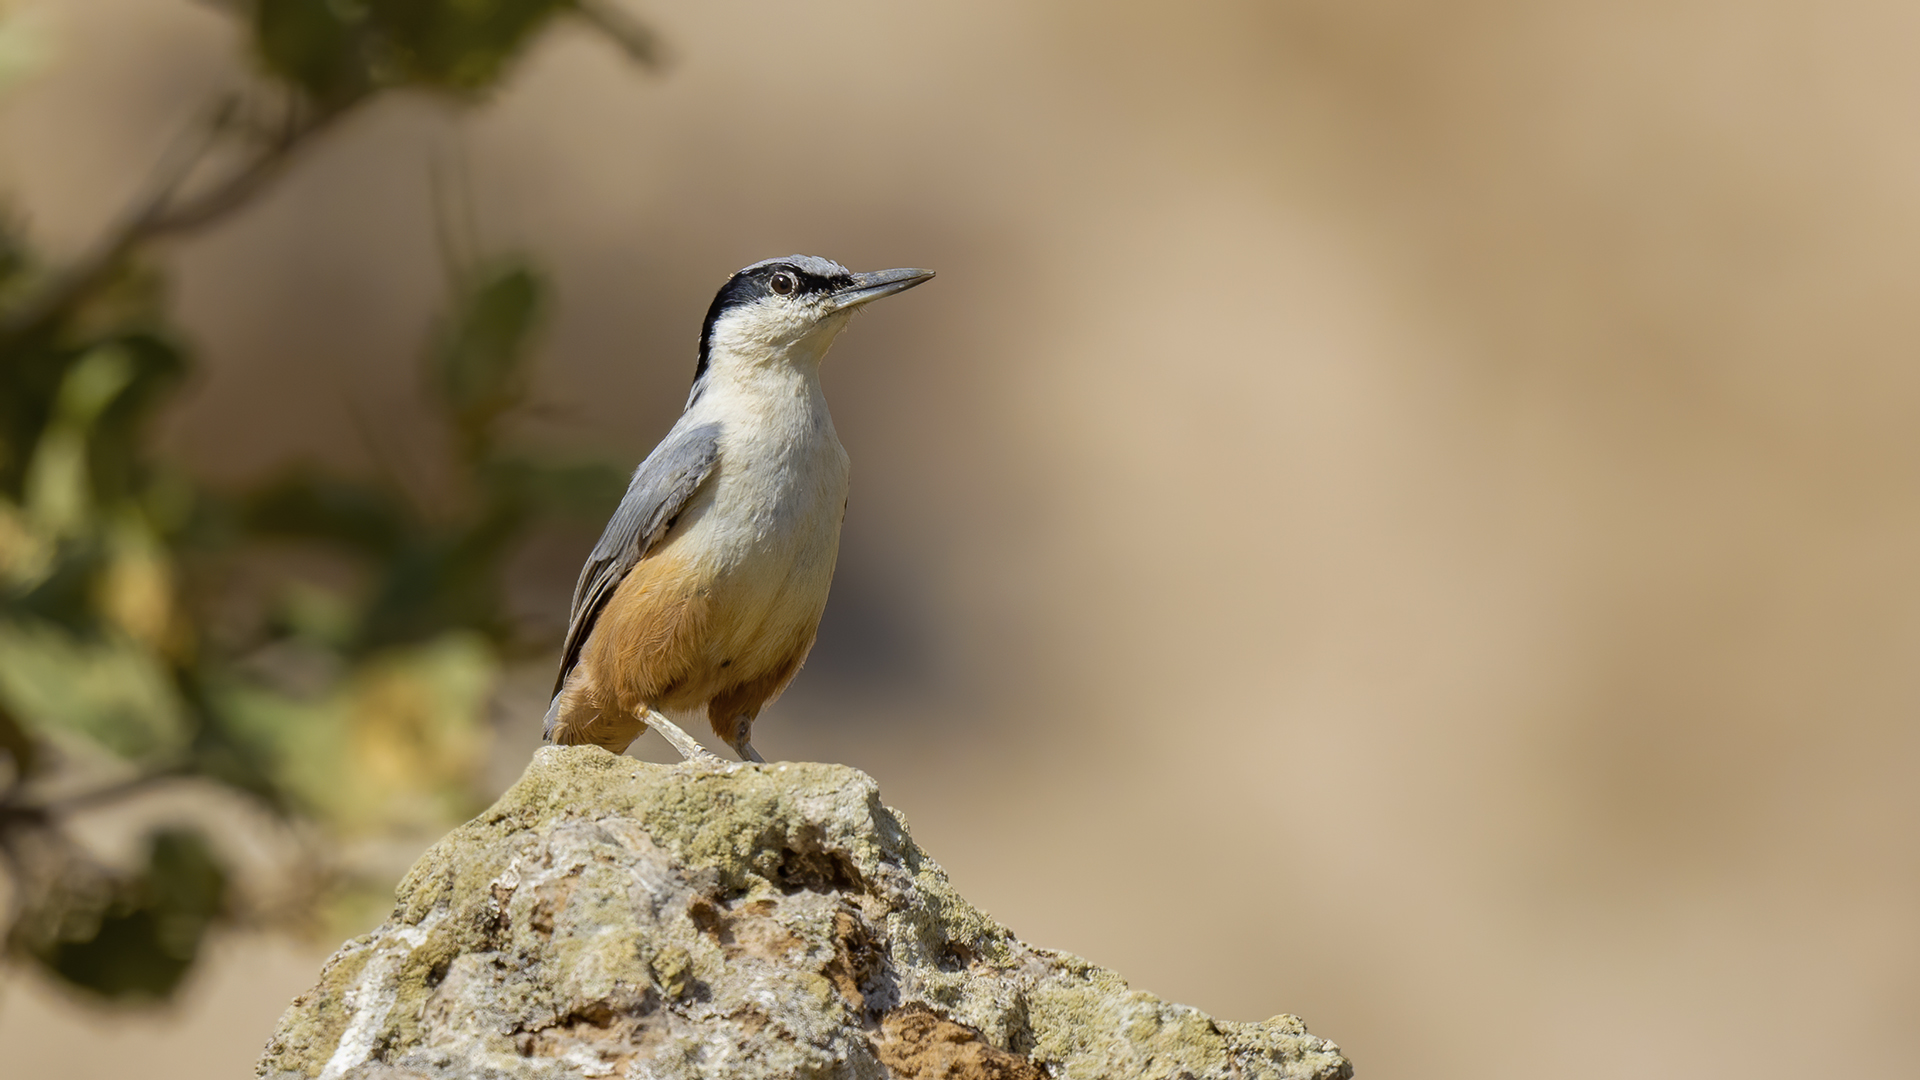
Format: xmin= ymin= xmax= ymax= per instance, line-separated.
xmin=133 ymin=97 xmax=357 ymax=235
xmin=0 ymin=92 xmax=361 ymax=345
xmin=37 ymin=765 xmax=196 ymax=816
xmin=0 ymin=764 xmax=194 ymax=841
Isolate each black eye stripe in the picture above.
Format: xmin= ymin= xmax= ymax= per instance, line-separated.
xmin=755 ymin=263 xmax=848 ymax=297
xmin=694 ymin=263 xmax=855 ymax=380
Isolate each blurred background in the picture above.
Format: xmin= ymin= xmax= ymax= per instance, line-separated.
xmin=2 ymin=0 xmax=1918 ymax=1077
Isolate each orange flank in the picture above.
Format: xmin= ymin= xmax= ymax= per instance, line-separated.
xmin=546 ymin=548 xmax=819 ymax=755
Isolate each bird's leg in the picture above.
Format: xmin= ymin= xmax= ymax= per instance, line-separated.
xmin=719 ymin=712 xmax=766 ymax=763
xmin=640 ymin=709 xmax=722 ymax=764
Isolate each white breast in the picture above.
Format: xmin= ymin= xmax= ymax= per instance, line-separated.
xmin=672 ymin=366 xmax=851 ymax=663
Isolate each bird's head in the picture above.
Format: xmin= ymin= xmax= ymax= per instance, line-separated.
xmin=694 ymin=255 xmax=934 ymax=383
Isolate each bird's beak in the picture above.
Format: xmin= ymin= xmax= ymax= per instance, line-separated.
xmin=827 ymin=267 xmax=936 ymax=311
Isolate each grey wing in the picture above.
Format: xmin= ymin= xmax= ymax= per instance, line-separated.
xmin=550 ymin=421 xmax=722 ymax=698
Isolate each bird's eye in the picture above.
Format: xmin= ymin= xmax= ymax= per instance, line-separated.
xmin=770 ymin=272 xmax=797 ymax=296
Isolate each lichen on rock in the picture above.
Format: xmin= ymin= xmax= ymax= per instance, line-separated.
xmin=257 ymin=745 xmax=1351 ymax=1080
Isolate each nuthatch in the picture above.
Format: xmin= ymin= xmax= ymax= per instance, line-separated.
xmin=543 ymin=255 xmax=934 ymax=762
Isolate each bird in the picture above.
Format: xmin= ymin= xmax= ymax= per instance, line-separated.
xmin=543 ymin=255 xmax=934 ymax=763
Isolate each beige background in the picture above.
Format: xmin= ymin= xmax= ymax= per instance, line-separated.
xmin=4 ymin=1 xmax=1920 ymax=1077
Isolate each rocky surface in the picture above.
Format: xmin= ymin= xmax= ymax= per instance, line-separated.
xmin=257 ymin=746 xmax=1352 ymax=1080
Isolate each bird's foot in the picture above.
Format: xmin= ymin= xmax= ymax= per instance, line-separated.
xmin=717 ymin=715 xmax=767 ymax=763
xmin=641 ymin=710 xmax=723 ymax=765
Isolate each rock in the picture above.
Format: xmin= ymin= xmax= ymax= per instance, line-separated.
xmin=257 ymin=746 xmax=1352 ymax=1080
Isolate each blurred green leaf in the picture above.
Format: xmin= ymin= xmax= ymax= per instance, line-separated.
xmin=0 ymin=342 xmax=75 ymax=500
xmin=0 ymin=694 xmax=36 ymax=780
xmin=242 ymin=469 xmax=413 ymax=555
xmin=357 ymin=518 xmax=519 ymax=651
xmin=276 ymin=579 xmax=361 ymax=649
xmin=482 ymin=455 xmax=626 ymax=519
xmin=95 ymin=510 xmax=181 ymax=651
xmin=0 ymin=619 xmax=188 ymax=760
xmin=250 ymin=0 xmax=576 ymax=102
xmin=214 ymin=632 xmax=493 ymax=833
xmin=433 ymin=260 xmax=543 ymax=454
xmin=0 ymin=332 xmax=180 ymax=535
xmin=0 ymin=495 xmax=52 ymax=591
xmin=177 ymin=667 xmax=287 ymax=808
xmin=23 ymin=345 xmax=134 ymax=537
xmin=7 ymin=538 xmax=105 ymax=634
xmin=84 ymin=334 xmax=189 ymax=511
xmin=28 ymin=828 xmax=226 ymax=1001
xmin=250 ymin=0 xmax=374 ymax=106
xmin=378 ymin=0 xmax=572 ymax=92
xmin=0 ymin=7 xmax=54 ymax=98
